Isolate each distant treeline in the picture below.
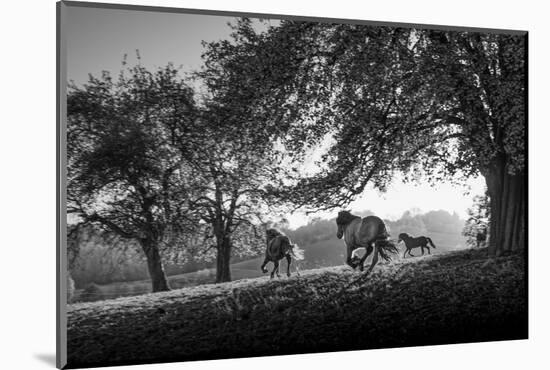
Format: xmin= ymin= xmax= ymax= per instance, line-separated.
xmin=284 ymin=209 xmax=464 ymax=248
xmin=69 ymin=209 xmax=464 ymax=289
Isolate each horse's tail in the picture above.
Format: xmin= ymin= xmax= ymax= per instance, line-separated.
xmin=426 ymin=237 xmax=436 ymax=249
xmin=289 ymin=244 xmax=305 ymax=261
xmin=376 ymin=238 xmax=399 ymax=262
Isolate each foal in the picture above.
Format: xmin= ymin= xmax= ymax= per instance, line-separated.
xmin=398 ymin=233 xmax=436 ymax=258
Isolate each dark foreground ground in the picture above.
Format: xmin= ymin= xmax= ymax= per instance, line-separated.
xmin=66 ymin=248 xmax=526 ymax=369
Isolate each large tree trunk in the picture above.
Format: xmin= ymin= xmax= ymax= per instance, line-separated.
xmin=215 ymin=236 xmax=232 ymax=283
xmin=485 ymin=158 xmax=526 ymax=257
xmin=141 ymin=239 xmax=171 ymax=292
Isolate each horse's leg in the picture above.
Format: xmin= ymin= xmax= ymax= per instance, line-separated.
xmin=403 ymin=248 xmax=408 ymax=259
xmin=261 ymin=257 xmax=269 ymax=273
xmin=270 ymin=260 xmax=279 ymax=279
xmin=286 ymin=254 xmax=291 ymax=277
xmin=421 ymin=246 xmax=425 ymax=256
xmin=359 ymin=244 xmax=374 ymax=272
xmin=275 ymin=260 xmax=280 ymax=278
xmin=427 ymin=245 xmax=431 ymax=254
xmin=408 ymin=248 xmax=414 ymax=257
xmin=366 ymin=245 xmax=379 ymax=274
xmin=345 ymin=244 xmax=356 ymax=269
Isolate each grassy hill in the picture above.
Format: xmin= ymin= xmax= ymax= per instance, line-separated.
xmin=73 ymin=257 xmax=268 ymax=302
xmin=66 ymin=247 xmax=526 ymax=368
xmin=73 ymin=230 xmax=467 ymax=303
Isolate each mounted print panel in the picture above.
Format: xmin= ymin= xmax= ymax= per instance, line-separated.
xmin=57 ymin=1 xmax=527 ymax=368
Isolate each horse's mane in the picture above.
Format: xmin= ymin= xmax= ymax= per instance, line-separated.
xmin=336 ymin=210 xmax=360 ymax=225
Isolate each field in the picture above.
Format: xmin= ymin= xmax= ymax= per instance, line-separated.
xmin=72 ymin=231 xmax=467 ymax=303
xmin=72 ymin=257 xmax=266 ymax=302
xmin=66 ymin=247 xmax=526 ymax=368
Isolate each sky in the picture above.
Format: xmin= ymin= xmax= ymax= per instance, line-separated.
xmin=65 ymin=5 xmax=486 ymax=229
xmin=66 ymin=6 xmax=237 ymax=84
xmin=285 ymin=177 xmax=486 ymax=228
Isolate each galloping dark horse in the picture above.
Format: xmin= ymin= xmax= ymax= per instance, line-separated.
xmin=397 ymin=233 xmax=436 ymax=258
xmin=261 ymin=228 xmax=304 ymax=279
xmin=336 ymin=211 xmax=399 ymax=273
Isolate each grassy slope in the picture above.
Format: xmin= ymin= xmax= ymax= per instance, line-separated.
xmin=67 ymin=248 xmax=526 ymax=368
xmin=73 ymin=231 xmax=466 ymax=303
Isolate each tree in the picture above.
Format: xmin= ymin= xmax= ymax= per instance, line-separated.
xmin=67 ymin=62 xmax=200 ymax=292
xmin=182 ymin=136 xmax=276 ymax=282
xmin=463 ymin=191 xmax=491 ymax=247
xmin=205 ymin=20 xmax=525 ymax=257
xmin=421 ymin=210 xmax=463 ymax=234
xmin=394 ymin=211 xmax=428 ymax=237
xmin=68 ymin=224 xmax=149 ymax=287
xmin=414 ymin=31 xmax=525 ymax=256
xmin=181 ymin=37 xmax=289 ymax=282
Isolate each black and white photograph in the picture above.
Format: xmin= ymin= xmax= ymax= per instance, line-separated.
xmin=57 ymin=1 xmax=529 ymax=368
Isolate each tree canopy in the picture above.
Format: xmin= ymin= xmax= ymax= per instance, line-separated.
xmin=68 ymin=57 xmax=289 ymax=286
xmin=201 ymin=19 xmax=525 ymax=256
xmin=67 ymin=62 xmax=203 ymax=291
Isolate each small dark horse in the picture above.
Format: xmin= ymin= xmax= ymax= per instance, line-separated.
xmin=336 ymin=210 xmax=399 ymax=273
xmin=260 ymin=229 xmax=304 ymax=279
xmin=397 ymin=233 xmax=436 ymax=258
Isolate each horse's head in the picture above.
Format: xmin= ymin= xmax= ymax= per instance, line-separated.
xmin=266 ymin=228 xmax=282 ymax=242
xmin=336 ymin=210 xmax=354 ymax=239
xmin=397 ymin=233 xmax=408 ymax=243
